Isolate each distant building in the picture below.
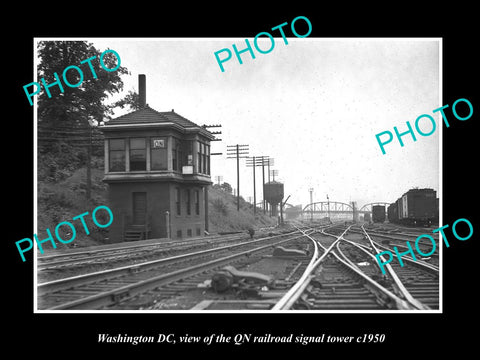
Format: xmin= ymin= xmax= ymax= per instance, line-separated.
xmin=101 ymin=75 xmax=214 ymax=242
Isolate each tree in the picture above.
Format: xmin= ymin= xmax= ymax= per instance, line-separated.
xmin=37 ymin=40 xmax=132 ymax=198
xmin=111 ymin=90 xmax=141 ymax=111
xmin=37 ymin=40 xmax=130 ymax=128
xmin=220 ymin=182 xmax=233 ymax=194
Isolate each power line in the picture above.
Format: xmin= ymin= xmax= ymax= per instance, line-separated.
xmin=226 ymin=144 xmax=249 ymax=211
xmin=246 ymin=155 xmax=271 ymax=214
xmin=246 ymin=155 xmax=268 ymax=215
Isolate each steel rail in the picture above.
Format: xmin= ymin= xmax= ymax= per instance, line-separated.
xmin=44 ymin=231 xmax=310 ymax=310
xmin=361 ymin=225 xmax=431 ymax=310
xmin=38 ymin=230 xmax=301 ymax=295
xmin=273 ymin=226 xmax=416 ymax=310
xmin=372 ymin=240 xmax=439 ymax=273
xmin=37 ymin=232 xmax=246 ymax=263
xmin=332 ymin=241 xmax=414 ymax=310
xmin=37 ymin=233 xmax=249 ymax=270
xmin=321 ymin=228 xmax=415 ymax=309
xmin=334 ymin=240 xmax=364 ymax=272
xmin=38 ymin=237 xmax=212 ymax=261
xmin=338 ymin=233 xmax=439 ymax=272
xmin=293 ymin=225 xmax=320 ymax=272
xmin=272 ymin=226 xmax=351 ymax=310
xmin=355 ymin=224 xmax=440 ymax=272
xmin=371 ymin=229 xmax=436 ymax=238
xmin=350 ymin=227 xmax=439 ymax=247
xmin=367 ymin=223 xmax=437 ymax=237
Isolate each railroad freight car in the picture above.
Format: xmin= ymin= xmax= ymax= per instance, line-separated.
xmin=387 ymin=202 xmax=398 ymax=223
xmin=372 ymin=205 xmax=386 ymax=223
xmin=397 ymin=188 xmax=437 ymax=226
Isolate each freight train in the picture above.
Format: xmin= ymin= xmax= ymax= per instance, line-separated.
xmin=372 ymin=205 xmax=386 ymax=223
xmin=387 ymin=188 xmax=438 ymax=226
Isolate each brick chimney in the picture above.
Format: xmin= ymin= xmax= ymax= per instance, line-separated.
xmin=139 ymin=74 xmax=146 ymax=108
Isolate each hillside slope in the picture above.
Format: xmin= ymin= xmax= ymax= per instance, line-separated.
xmin=208 ymin=185 xmax=277 ymax=233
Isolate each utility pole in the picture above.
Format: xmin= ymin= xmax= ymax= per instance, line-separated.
xmin=309 ymin=188 xmax=314 ymax=221
xmin=327 ymin=194 xmax=330 ymax=220
xmin=266 ymin=158 xmax=274 ymax=182
xmin=201 ymin=124 xmax=223 ymax=233
xmin=86 ymin=126 xmax=92 ymax=199
xmin=261 ymin=157 xmax=266 ymax=214
xmin=227 ymin=144 xmax=249 ymax=211
xmin=264 ymin=157 xmax=273 ymax=214
xmin=202 ymin=124 xmax=223 ymax=142
xmin=254 ymin=155 xmax=270 ymax=214
xmin=268 ymin=169 xmax=279 ymax=216
xmin=270 ymin=169 xmax=279 ymax=182
xmin=246 ymin=156 xmax=265 ymax=215
xmin=280 ymin=195 xmax=290 ymax=226
xmin=86 ymin=118 xmax=101 ymax=200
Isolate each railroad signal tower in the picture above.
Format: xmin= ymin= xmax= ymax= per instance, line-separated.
xmin=101 ymin=74 xmax=215 ymax=241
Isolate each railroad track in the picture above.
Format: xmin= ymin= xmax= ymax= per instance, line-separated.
xmin=37 ymin=229 xmax=312 ymax=310
xmin=37 ymin=232 xmax=267 ymax=282
xmin=356 ymin=227 xmax=440 ymax=269
xmin=366 ymin=223 xmax=438 ymax=237
xmin=124 ymin=234 xmax=316 ymax=311
xmin=37 ymin=222 xmax=440 ymax=311
xmin=273 ymin=226 xmax=410 ymax=310
xmin=351 ymin=225 xmax=439 ymax=245
xmin=272 ymin=224 xmax=440 ymax=311
xmin=362 ymin=225 xmax=440 ymax=309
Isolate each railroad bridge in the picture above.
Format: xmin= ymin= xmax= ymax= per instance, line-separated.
xmin=286 ymin=201 xmax=390 ymax=221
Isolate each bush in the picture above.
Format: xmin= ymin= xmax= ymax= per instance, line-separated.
xmin=37 ymin=142 xmax=88 ymax=182
xmin=212 ymin=198 xmax=228 ymax=216
xmin=219 ymin=182 xmax=233 ymax=194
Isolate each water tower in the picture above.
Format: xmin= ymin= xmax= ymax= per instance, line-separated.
xmin=263 ymin=181 xmax=284 ymax=217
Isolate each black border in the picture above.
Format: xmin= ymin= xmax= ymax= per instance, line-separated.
xmin=7 ymin=6 xmax=478 ymax=355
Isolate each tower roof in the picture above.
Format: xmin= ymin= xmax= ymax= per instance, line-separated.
xmin=105 ymin=106 xmax=200 ymax=128
xmin=102 ymin=105 xmax=215 ymax=140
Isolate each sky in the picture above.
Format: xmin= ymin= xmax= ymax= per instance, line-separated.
xmin=70 ymin=37 xmax=440 ymax=209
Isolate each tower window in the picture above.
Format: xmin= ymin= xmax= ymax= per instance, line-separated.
xmin=175 ymin=187 xmax=181 ymax=215
xmin=186 ymin=189 xmax=191 ymax=215
xmin=130 ymin=138 xmax=146 ymax=171
xmin=151 ymin=137 xmax=168 ymax=170
xmin=109 ymin=139 xmax=125 ymax=172
xmin=195 ymin=190 xmax=200 ymax=215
